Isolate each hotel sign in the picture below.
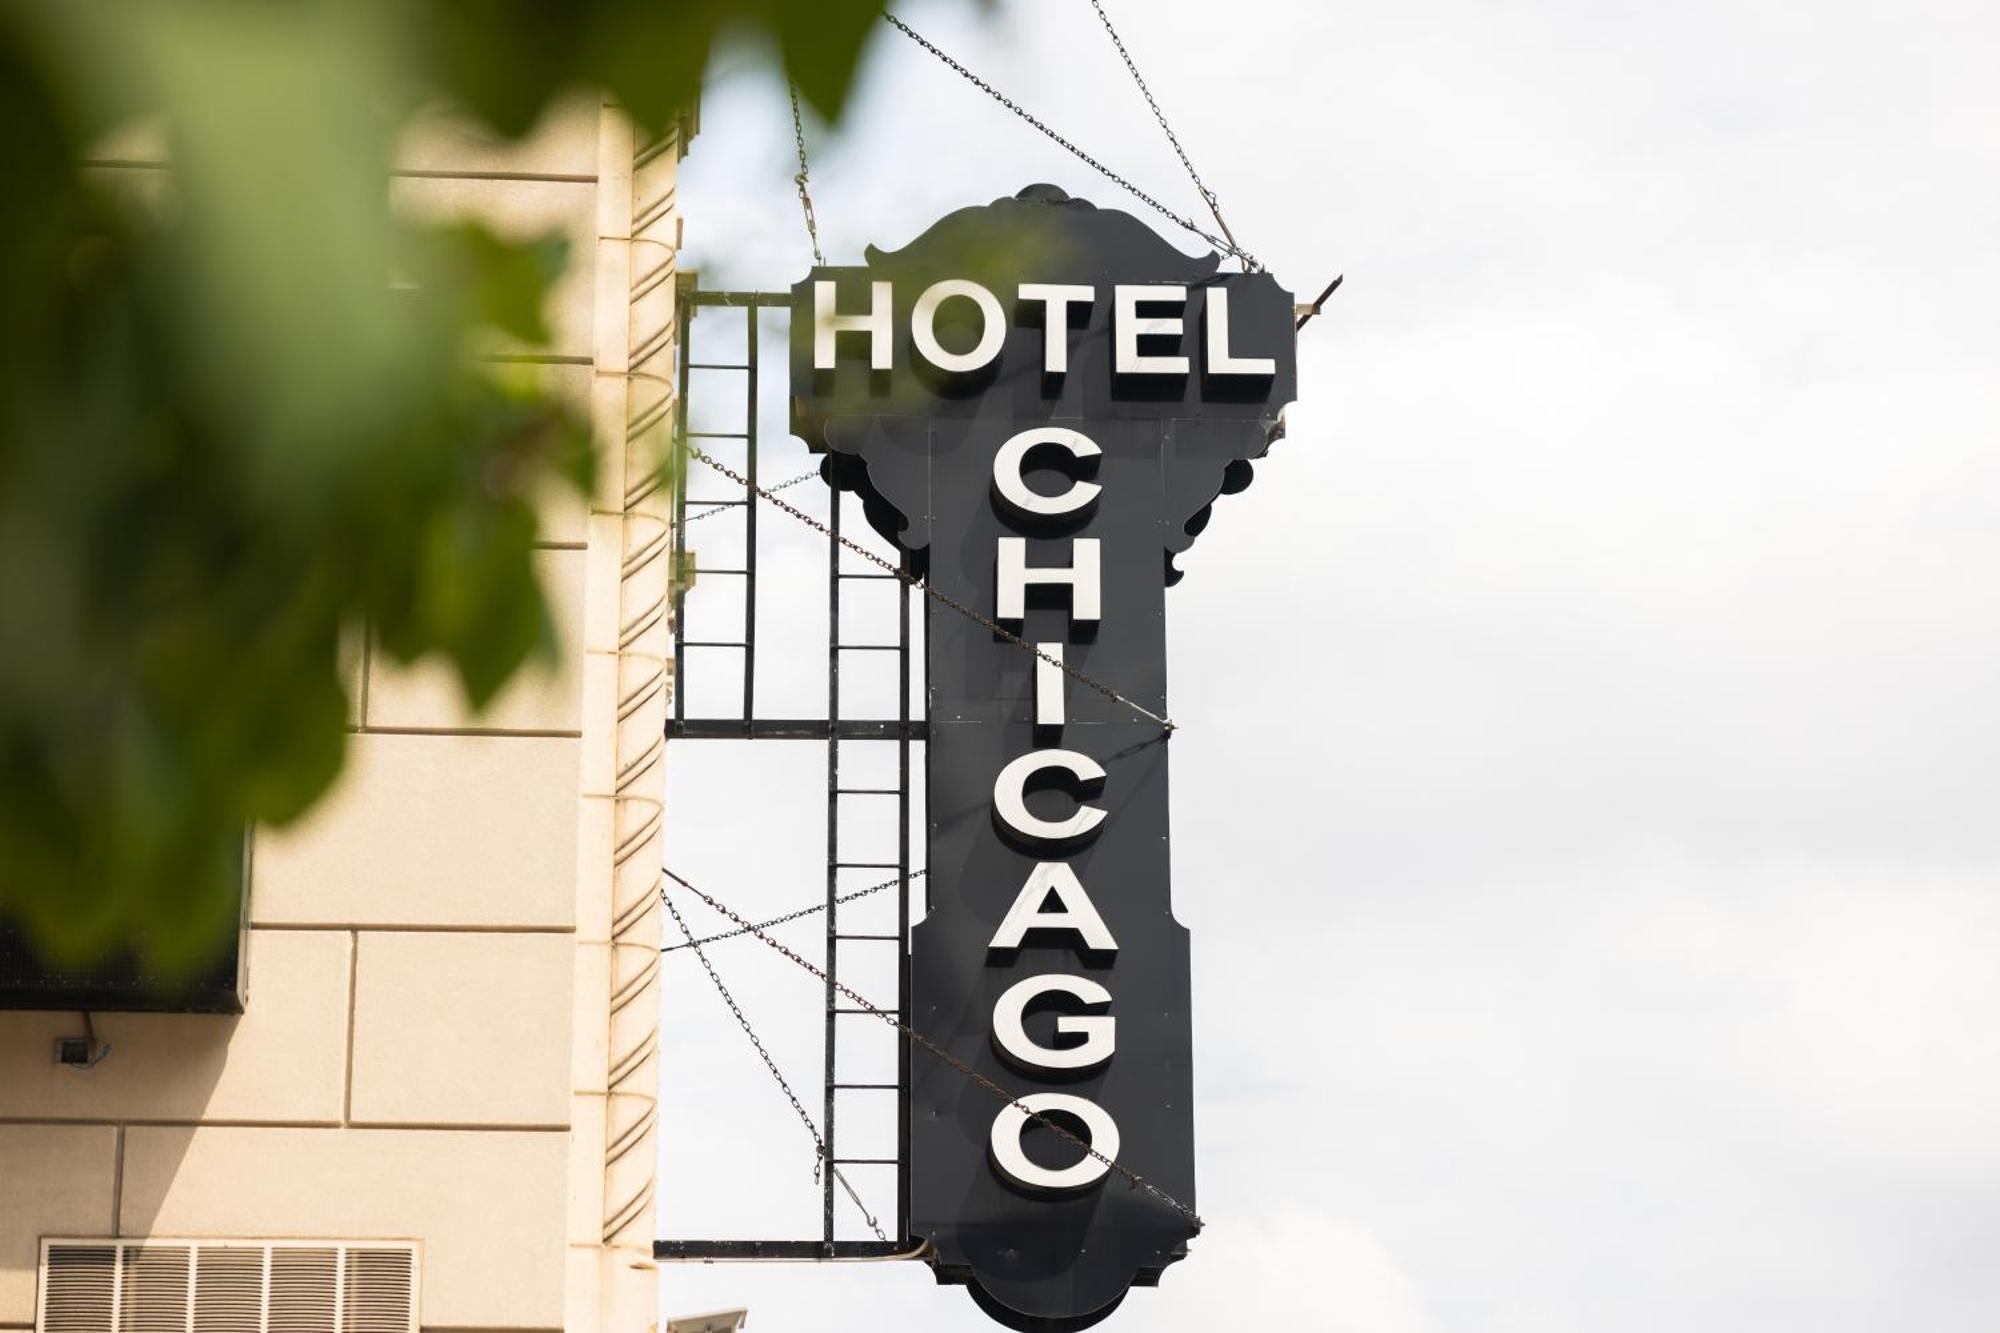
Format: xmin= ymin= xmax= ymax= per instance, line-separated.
xmin=791 ymin=184 xmax=1296 ymax=1331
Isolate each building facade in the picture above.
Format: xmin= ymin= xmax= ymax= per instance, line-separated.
xmin=0 ymin=98 xmax=688 ymax=1333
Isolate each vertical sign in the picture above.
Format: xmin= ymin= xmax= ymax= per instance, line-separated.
xmin=791 ymin=185 xmax=1296 ymax=1331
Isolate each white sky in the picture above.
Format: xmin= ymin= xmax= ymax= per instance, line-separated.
xmin=654 ymin=1 xmax=2000 ymax=1328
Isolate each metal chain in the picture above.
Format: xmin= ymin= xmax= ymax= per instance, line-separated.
xmin=788 ymin=84 xmax=827 ymax=268
xmin=685 ymin=444 xmax=1175 ymax=734
xmin=662 ymin=866 xmax=1203 ymax=1230
xmin=1086 ymin=0 xmax=1258 ymax=271
xmin=677 ymin=465 xmax=821 ymax=529
xmin=662 ymin=867 xmax=926 ymax=954
xmin=882 ymin=12 xmax=1260 ymax=271
xmin=660 ymin=879 xmax=888 ymax=1242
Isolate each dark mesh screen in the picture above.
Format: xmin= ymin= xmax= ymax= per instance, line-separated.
xmin=0 ymin=847 xmax=246 ymax=1014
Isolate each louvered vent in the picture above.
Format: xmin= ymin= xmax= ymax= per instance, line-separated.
xmin=37 ymin=1243 xmax=417 ymax=1333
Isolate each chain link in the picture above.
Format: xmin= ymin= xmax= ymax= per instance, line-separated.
xmin=685 ymin=444 xmax=1175 ymax=734
xmin=788 ymin=84 xmax=827 ymax=268
xmin=660 ymin=878 xmax=888 ymax=1242
xmin=882 ymin=12 xmax=1260 ymax=271
xmin=1086 ymin=0 xmax=1258 ymax=271
xmin=677 ymin=464 xmax=821 ymax=530
xmin=662 ymin=866 xmax=1203 ymax=1230
xmin=662 ymin=867 xmax=926 ymax=954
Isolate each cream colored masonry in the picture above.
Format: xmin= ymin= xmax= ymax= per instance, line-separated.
xmin=0 ymin=98 xmax=685 ymax=1333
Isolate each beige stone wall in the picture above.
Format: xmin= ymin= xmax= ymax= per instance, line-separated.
xmin=0 ymin=98 xmax=679 ymax=1333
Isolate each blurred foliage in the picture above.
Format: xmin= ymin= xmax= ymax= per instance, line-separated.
xmin=0 ymin=0 xmax=918 ymax=969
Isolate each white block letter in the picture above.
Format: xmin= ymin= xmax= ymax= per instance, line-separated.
xmin=814 ymin=279 xmax=892 ymax=371
xmin=989 ymin=862 xmax=1117 ymax=952
xmin=992 ymin=427 xmax=1101 ymax=521
xmin=1018 ymin=282 xmax=1094 ymax=373
xmin=1114 ymin=284 xmax=1188 ymax=375
xmin=990 ymin=1093 xmax=1120 ymax=1193
xmin=912 ymin=279 xmax=1006 ymax=373
xmin=992 ymin=974 xmax=1116 ymax=1071
xmin=996 ymin=538 xmax=1100 ymax=623
xmin=1205 ymin=285 xmax=1276 ymax=376
xmin=992 ymin=749 xmax=1106 ymax=845
xmin=1035 ymin=642 xmax=1065 ymax=729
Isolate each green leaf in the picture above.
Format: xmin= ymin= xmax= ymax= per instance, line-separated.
xmin=0 ymin=0 xmax=969 ymax=974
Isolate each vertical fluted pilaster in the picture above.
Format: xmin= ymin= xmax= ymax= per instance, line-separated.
xmin=569 ymin=97 xmax=684 ymax=1333
xmin=603 ymin=114 xmax=679 ymax=1254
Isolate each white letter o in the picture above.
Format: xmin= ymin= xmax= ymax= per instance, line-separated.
xmin=990 ymin=1093 xmax=1120 ymax=1193
xmin=912 ymin=279 xmax=1006 ymax=373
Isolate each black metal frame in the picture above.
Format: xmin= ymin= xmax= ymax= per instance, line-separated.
xmin=659 ymin=286 xmax=922 ymax=1263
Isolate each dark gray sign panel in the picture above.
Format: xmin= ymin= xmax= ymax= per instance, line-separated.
xmin=790 ymin=185 xmax=1296 ymax=1331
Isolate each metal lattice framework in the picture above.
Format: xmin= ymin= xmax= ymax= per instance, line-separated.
xmin=658 ymin=287 xmax=920 ymax=1262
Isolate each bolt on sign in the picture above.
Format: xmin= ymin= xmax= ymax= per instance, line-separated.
xmin=790 ymin=184 xmax=1297 ymax=1332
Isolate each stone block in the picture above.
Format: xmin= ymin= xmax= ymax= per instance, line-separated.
xmin=251 ymin=733 xmax=578 ymax=929
xmin=390 ymin=177 xmax=596 ymax=358
xmin=349 ymin=933 xmax=571 ymax=1127
xmin=366 ymin=549 xmax=585 ymax=734
xmin=0 ymin=1126 xmax=117 ymax=1323
xmin=118 ymin=1127 xmax=566 ymax=1329
xmin=397 ymin=96 xmax=600 ymax=178
xmin=0 ymin=931 xmax=347 ymax=1124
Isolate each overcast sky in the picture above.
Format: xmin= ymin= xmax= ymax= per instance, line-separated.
xmin=653 ymin=0 xmax=2000 ymax=1328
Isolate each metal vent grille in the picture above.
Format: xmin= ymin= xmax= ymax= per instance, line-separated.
xmin=37 ymin=1243 xmax=417 ymax=1333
